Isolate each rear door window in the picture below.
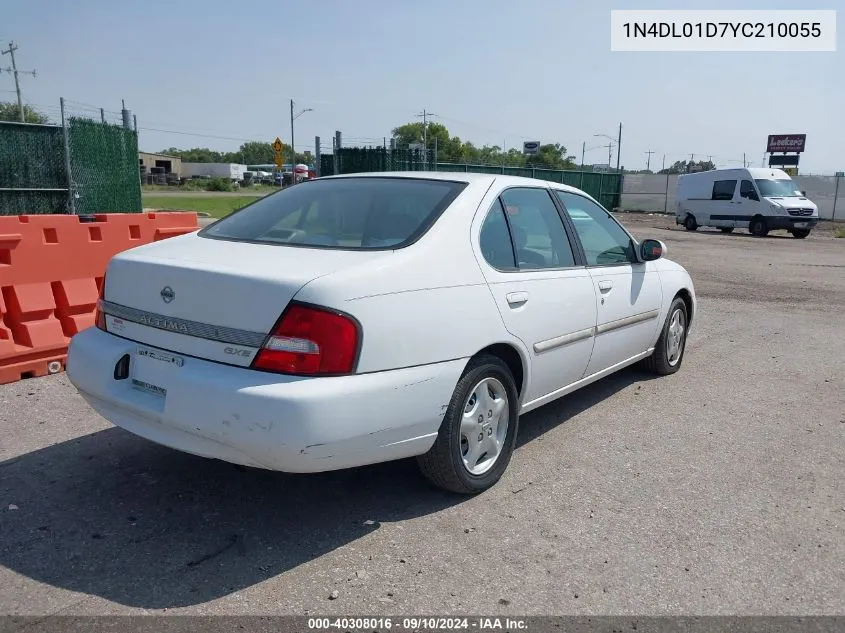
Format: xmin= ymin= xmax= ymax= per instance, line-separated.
xmin=479 ymin=200 xmax=517 ymax=270
xmin=200 ymin=177 xmax=467 ymax=249
xmin=498 ymin=188 xmax=576 ymax=269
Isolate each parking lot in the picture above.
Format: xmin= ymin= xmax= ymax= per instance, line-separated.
xmin=1 ymin=216 xmax=843 ymax=616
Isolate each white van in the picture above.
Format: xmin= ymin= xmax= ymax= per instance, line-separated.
xmin=676 ymin=168 xmax=819 ymax=238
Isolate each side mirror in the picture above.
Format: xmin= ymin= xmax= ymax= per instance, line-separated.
xmin=640 ymin=239 xmax=666 ymax=261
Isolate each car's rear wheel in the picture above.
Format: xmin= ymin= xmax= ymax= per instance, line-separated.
xmin=417 ymin=355 xmax=519 ymax=494
xmin=643 ymin=296 xmax=688 ymax=376
xmin=719 ymin=227 xmax=734 ymax=233
xmin=684 ymin=215 xmax=698 ymax=231
xmin=749 ymin=216 xmax=769 ymax=237
xmin=791 ymin=229 xmax=811 ymax=239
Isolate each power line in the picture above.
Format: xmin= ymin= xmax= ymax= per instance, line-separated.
xmin=137 ymin=127 xmax=264 ymax=143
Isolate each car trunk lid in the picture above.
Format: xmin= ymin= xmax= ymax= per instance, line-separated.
xmin=100 ymin=233 xmax=386 ymax=367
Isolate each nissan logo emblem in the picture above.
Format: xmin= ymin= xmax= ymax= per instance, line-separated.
xmin=160 ymin=286 xmax=175 ymax=303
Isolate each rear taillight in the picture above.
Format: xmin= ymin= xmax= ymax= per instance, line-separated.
xmin=95 ymin=276 xmax=107 ymax=331
xmin=251 ymin=303 xmax=360 ymax=376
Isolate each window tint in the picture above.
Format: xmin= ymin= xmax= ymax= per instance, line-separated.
xmin=499 ymin=188 xmax=575 ymax=269
xmin=555 ymin=191 xmax=636 ymax=266
xmin=712 ymin=180 xmax=737 ymax=201
xmin=479 ymin=200 xmax=516 ymax=270
xmin=740 ymin=179 xmax=759 ymax=200
xmin=201 ymin=177 xmax=467 ymax=249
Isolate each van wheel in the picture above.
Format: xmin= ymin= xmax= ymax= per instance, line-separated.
xmin=417 ymin=355 xmax=519 ymax=495
xmin=749 ymin=216 xmax=769 ymax=237
xmin=683 ymin=215 xmax=698 ymax=231
xmin=719 ymin=227 xmax=734 ymax=233
xmin=791 ymin=229 xmax=810 ymax=239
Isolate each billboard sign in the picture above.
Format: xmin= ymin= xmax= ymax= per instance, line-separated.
xmin=523 ymin=141 xmax=541 ymax=155
xmin=768 ymin=154 xmax=800 ymax=167
xmin=767 ymin=134 xmax=806 ymax=153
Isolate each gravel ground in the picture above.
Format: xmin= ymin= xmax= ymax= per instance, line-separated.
xmin=1 ymin=217 xmax=843 ymax=616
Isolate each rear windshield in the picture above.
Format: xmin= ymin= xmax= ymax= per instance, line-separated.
xmin=199 ymin=177 xmax=468 ymax=249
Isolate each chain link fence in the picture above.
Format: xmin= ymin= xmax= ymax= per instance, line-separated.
xmin=0 ymin=99 xmax=141 ymax=215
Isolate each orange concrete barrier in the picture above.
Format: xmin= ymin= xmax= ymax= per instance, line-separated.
xmin=0 ymin=212 xmax=198 ymax=385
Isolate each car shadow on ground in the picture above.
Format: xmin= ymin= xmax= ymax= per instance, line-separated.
xmin=0 ymin=367 xmax=653 ymax=609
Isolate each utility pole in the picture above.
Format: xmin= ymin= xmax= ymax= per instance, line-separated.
xmin=607 ymin=143 xmax=613 ymax=168
xmin=415 ymin=109 xmax=436 ymax=149
xmin=645 ymin=149 xmax=655 ymax=172
xmin=743 ymin=152 xmax=747 ymax=168
xmin=2 ymin=41 xmax=37 ymax=123
xmin=662 ymin=154 xmax=666 ymax=172
xmin=581 ymin=141 xmax=586 ymax=169
xmin=616 ymin=122 xmax=622 ymax=172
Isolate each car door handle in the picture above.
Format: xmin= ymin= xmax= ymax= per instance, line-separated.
xmin=598 ymin=281 xmax=613 ymax=293
xmin=506 ymin=291 xmax=529 ymax=307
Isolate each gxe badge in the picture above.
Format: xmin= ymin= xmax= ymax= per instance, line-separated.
xmin=160 ymin=286 xmax=175 ymax=303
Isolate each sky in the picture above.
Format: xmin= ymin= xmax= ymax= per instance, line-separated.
xmin=5 ymin=0 xmax=841 ymax=173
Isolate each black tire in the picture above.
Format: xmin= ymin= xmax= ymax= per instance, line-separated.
xmin=417 ymin=354 xmax=519 ymax=495
xmin=719 ymin=227 xmax=734 ymax=233
xmin=791 ymin=229 xmax=811 ymax=239
xmin=683 ymin=214 xmax=698 ymax=231
xmin=643 ymin=296 xmax=688 ymax=376
xmin=749 ymin=216 xmax=769 ymax=237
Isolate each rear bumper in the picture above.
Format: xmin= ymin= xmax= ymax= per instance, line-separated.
xmin=765 ymin=216 xmax=819 ymax=230
xmin=67 ymin=328 xmax=465 ymax=473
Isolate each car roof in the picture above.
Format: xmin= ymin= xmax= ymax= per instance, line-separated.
xmin=317 ymin=171 xmax=592 ymax=196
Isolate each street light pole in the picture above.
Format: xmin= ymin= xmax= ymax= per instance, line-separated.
xmin=290 ymin=99 xmax=313 ymax=182
xmin=593 ymin=133 xmax=616 ymax=170
xmin=290 ymin=99 xmax=295 ymax=174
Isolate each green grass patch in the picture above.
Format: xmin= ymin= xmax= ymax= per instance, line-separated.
xmin=142 ymin=183 xmax=277 ymax=194
xmin=142 ymin=195 xmax=256 ymax=218
xmin=835 ymin=227 xmax=845 ymax=238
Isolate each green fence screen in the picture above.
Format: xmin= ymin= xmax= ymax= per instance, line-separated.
xmin=68 ymin=117 xmax=142 ymax=214
xmin=0 ymin=122 xmax=68 ymax=215
xmin=320 ymin=147 xmax=435 ymax=177
xmin=317 ymin=148 xmax=622 ymax=211
xmin=437 ymin=163 xmax=623 ymax=210
xmin=0 ymin=117 xmax=141 ymax=215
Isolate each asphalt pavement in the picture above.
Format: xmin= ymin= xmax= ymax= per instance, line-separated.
xmin=1 ymin=216 xmax=843 ymax=616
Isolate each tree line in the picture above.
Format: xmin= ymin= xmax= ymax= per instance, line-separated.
xmin=391 ymin=122 xmax=579 ymax=170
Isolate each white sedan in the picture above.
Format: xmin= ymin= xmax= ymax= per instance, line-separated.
xmin=67 ymin=173 xmax=696 ymax=494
